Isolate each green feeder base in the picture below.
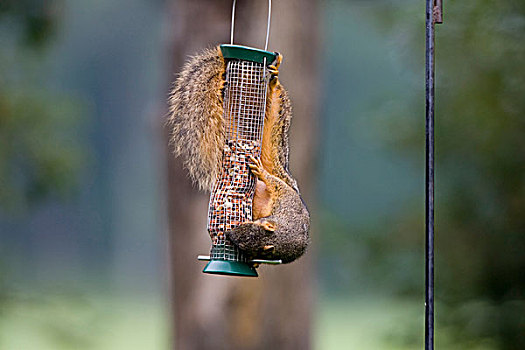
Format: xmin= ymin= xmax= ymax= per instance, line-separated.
xmin=203 ymin=260 xmax=258 ymax=277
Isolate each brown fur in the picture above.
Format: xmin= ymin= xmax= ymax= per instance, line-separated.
xmin=168 ymin=46 xmax=310 ymax=264
xmin=252 ymin=180 xmax=272 ymax=219
xmin=167 ymin=46 xmax=226 ymax=190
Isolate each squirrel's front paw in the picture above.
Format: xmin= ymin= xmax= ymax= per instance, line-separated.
xmin=248 ymin=156 xmax=268 ymax=181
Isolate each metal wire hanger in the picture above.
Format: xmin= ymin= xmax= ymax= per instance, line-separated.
xmin=230 ymin=0 xmax=272 ymax=51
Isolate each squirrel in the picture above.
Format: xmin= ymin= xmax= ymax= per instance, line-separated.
xmin=168 ymin=46 xmax=310 ymax=264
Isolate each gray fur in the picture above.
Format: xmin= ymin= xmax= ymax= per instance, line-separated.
xmin=227 ymin=173 xmax=310 ymax=264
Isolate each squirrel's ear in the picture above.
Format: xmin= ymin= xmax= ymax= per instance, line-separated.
xmin=261 ymin=220 xmax=276 ymax=232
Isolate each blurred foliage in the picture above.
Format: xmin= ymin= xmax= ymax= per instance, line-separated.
xmin=0 ymin=2 xmax=89 ymax=349
xmin=0 ymin=0 xmax=86 ymax=212
xmin=365 ymin=0 xmax=525 ymax=348
xmin=0 ymin=0 xmax=58 ymax=47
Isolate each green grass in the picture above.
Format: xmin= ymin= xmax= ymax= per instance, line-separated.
xmin=0 ymin=292 xmax=169 ymax=350
xmin=315 ymin=296 xmax=499 ymax=350
xmin=315 ymin=296 xmax=423 ymax=350
xmin=0 ymin=293 xmax=498 ymax=349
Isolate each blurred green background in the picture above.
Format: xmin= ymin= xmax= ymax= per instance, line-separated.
xmin=1 ymin=0 xmax=524 ymax=349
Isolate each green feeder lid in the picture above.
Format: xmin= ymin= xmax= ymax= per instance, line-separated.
xmin=203 ymin=260 xmax=258 ymax=277
xmin=220 ymin=44 xmax=277 ymax=65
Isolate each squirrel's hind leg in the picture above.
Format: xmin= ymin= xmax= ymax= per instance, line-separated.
xmin=267 ymin=53 xmax=282 ymax=91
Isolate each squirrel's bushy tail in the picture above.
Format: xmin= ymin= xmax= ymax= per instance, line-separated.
xmin=167 ymin=46 xmax=226 ymax=191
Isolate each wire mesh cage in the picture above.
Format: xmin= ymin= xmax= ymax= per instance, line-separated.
xmin=201 ymin=45 xmax=277 ymax=277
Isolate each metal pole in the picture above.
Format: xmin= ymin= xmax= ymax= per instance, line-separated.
xmin=425 ymin=1 xmax=442 ymax=349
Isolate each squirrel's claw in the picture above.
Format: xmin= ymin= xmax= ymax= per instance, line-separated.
xmin=267 ymin=65 xmax=279 ymax=88
xmin=249 ymin=155 xmax=263 ymax=168
xmin=267 ymin=65 xmax=279 ymax=77
xmin=248 ymin=156 xmax=266 ymax=180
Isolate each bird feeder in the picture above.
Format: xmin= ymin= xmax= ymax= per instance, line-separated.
xmin=198 ymin=0 xmax=281 ymax=277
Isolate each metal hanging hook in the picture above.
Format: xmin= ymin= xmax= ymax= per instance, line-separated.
xmin=230 ymin=0 xmax=272 ymax=51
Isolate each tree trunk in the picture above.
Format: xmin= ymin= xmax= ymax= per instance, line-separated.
xmin=164 ymin=1 xmax=319 ymax=349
